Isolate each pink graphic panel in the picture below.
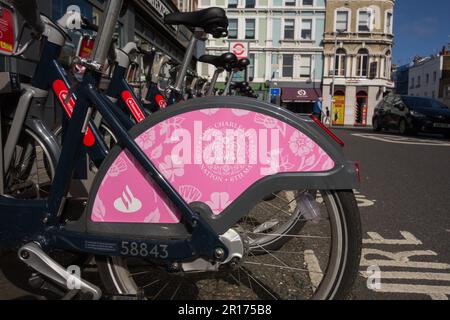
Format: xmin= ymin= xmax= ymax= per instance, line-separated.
xmin=91 ymin=108 xmax=335 ymax=223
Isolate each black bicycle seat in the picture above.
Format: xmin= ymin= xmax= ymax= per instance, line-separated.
xmin=164 ymin=8 xmax=228 ymax=38
xmin=199 ymin=52 xmax=237 ymax=69
xmin=226 ymin=58 xmax=250 ymax=72
xmin=236 ymin=58 xmax=250 ymax=71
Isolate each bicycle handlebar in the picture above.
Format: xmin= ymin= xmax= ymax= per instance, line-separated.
xmin=12 ymin=0 xmax=44 ymax=35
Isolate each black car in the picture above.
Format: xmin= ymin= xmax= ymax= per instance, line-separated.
xmin=373 ymin=95 xmax=450 ymax=137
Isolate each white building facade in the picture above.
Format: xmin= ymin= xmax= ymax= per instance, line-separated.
xmin=197 ymin=0 xmax=326 ymax=113
xmin=408 ymin=56 xmax=444 ymax=100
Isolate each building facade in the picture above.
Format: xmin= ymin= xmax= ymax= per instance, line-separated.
xmin=197 ymin=0 xmax=326 ymax=114
xmin=322 ymin=0 xmax=394 ymax=126
xmin=393 ymin=63 xmax=410 ymax=95
xmin=408 ymin=52 xmax=450 ymax=107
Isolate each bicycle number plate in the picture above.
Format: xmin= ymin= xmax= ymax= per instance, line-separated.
xmin=0 ymin=2 xmax=18 ymax=56
xmin=120 ymin=241 xmax=169 ymax=259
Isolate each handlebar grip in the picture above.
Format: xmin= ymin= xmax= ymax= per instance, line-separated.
xmin=12 ymin=0 xmax=45 ymax=35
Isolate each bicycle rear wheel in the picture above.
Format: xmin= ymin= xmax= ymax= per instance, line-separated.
xmin=3 ymin=122 xmax=58 ymax=199
xmin=97 ymin=189 xmax=362 ymax=300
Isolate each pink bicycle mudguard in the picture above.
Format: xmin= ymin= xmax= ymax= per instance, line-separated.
xmin=90 ymin=106 xmax=336 ymax=225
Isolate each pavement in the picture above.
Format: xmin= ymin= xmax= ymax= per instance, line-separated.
xmin=0 ymin=127 xmax=449 ymax=300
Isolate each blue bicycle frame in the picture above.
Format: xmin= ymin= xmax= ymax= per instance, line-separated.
xmin=0 ymin=12 xmax=228 ymax=262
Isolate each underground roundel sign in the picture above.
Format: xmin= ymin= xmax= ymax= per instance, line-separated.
xmin=229 ymin=41 xmax=249 ymax=60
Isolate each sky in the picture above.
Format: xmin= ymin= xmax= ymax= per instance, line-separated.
xmin=393 ymin=0 xmax=450 ymax=66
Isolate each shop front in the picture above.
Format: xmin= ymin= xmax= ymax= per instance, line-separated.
xmin=281 ymin=88 xmax=322 ymax=114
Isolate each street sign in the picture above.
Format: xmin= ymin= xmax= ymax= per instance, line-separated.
xmin=270 ymin=88 xmax=281 ymax=96
xmin=229 ymin=41 xmax=250 ymax=59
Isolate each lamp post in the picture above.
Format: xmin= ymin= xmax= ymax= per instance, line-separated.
xmin=330 ymin=29 xmax=345 ymax=128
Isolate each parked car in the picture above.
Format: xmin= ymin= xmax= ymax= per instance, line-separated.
xmin=373 ymin=95 xmax=450 ymax=137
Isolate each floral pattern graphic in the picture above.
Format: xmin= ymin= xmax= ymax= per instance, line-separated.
xmin=159 ymin=155 xmax=185 ymax=182
xmin=206 ymin=192 xmax=232 ymax=215
xmin=90 ymin=108 xmax=335 ymax=224
xmin=107 ymin=156 xmax=127 ymax=177
xmin=136 ymin=128 xmax=156 ymax=150
xmin=289 ymin=131 xmax=315 ymax=157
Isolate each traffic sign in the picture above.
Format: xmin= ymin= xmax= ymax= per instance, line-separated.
xmin=270 ymin=88 xmax=281 ymax=96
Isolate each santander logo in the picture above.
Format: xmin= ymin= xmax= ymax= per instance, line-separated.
xmin=52 ymin=80 xmax=95 ymax=146
xmin=121 ymin=91 xmax=145 ymax=122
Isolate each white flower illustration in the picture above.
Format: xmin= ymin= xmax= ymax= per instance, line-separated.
xmin=178 ymin=185 xmax=203 ymax=203
xmin=200 ymin=108 xmax=219 ymax=115
xmin=159 ymin=155 xmax=185 ymax=182
xmin=160 ymin=117 xmax=185 ymax=143
xmin=232 ymin=109 xmax=251 ymax=117
xmin=206 ymin=192 xmax=232 ymax=215
xmin=107 ymin=156 xmax=128 ymax=177
xmin=136 ymin=128 xmax=156 ymax=150
xmin=289 ymin=131 xmax=315 ymax=157
xmin=144 ymin=208 xmax=161 ymax=223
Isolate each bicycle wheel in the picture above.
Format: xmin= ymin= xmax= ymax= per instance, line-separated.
xmin=4 ymin=123 xmax=58 ymax=199
xmin=97 ymin=189 xmax=362 ymax=300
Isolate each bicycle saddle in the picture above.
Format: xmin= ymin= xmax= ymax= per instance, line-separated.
xmin=164 ymin=8 xmax=228 ymax=38
xmin=226 ymin=58 xmax=250 ymax=72
xmin=199 ymin=52 xmax=237 ymax=69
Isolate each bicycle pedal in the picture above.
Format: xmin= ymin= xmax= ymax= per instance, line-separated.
xmin=19 ymin=242 xmax=102 ymax=300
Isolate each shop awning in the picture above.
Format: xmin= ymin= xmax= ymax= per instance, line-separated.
xmin=281 ymin=88 xmax=322 ymax=103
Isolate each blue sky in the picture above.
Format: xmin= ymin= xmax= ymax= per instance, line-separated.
xmin=393 ymin=0 xmax=450 ymax=66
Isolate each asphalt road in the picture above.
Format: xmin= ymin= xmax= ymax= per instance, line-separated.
xmin=335 ymin=128 xmax=450 ymax=300
xmin=0 ymin=127 xmax=449 ymax=300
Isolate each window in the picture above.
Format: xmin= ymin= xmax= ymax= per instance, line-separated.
xmin=433 ymin=71 xmax=437 ymax=82
xmin=358 ymin=10 xmax=371 ymax=32
xmin=248 ymin=53 xmax=255 ymax=79
xmin=356 ymin=49 xmax=369 ymax=77
xmin=385 ymin=12 xmax=393 ymax=34
xmin=426 ymin=73 xmax=429 ymax=84
xmin=300 ymin=55 xmax=312 ymax=78
xmin=285 ymin=0 xmax=296 ymax=6
xmin=245 ymin=0 xmax=255 ymax=8
xmin=410 ymin=77 xmax=415 ymax=89
xmin=336 ymin=11 xmax=349 ymax=32
xmin=302 ymin=0 xmax=313 ymax=5
xmin=228 ymin=0 xmax=238 ymax=8
xmin=228 ymin=19 xmax=238 ymax=39
xmin=284 ymin=19 xmax=295 ymax=39
xmin=282 ymin=54 xmax=294 ymax=78
xmin=335 ymin=48 xmax=346 ymax=76
xmin=245 ymin=19 xmax=255 ymax=39
xmin=417 ymin=76 xmax=421 ymax=88
xmin=301 ymin=19 xmax=313 ymax=40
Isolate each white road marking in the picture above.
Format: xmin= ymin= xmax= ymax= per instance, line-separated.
xmin=370 ymin=284 xmax=450 ymax=299
xmin=285 ymin=191 xmax=296 ymax=212
xmin=429 ymin=294 xmax=449 ymax=300
xmin=360 ymin=231 xmax=450 ymax=300
xmin=360 ymin=249 xmax=450 ymax=269
xmin=360 ymin=271 xmax=450 ymax=281
xmin=352 ymin=133 xmax=450 ymax=146
xmin=363 ymin=231 xmax=422 ymax=245
xmin=304 ymin=250 xmax=323 ymax=290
